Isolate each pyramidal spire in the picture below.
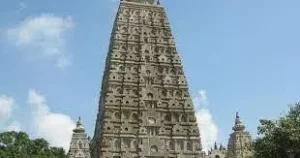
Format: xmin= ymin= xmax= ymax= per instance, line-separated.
xmin=227 ymin=112 xmax=253 ymax=157
xmin=91 ymin=0 xmax=204 ymax=157
xmin=232 ymin=112 xmax=245 ymax=131
xmin=68 ymin=117 xmax=90 ymax=158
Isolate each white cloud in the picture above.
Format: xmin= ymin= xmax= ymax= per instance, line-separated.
xmin=28 ymin=89 xmax=75 ymax=151
xmin=196 ymin=109 xmax=218 ymax=152
xmin=7 ymin=14 xmax=74 ymax=68
xmin=193 ymin=90 xmax=209 ymax=109
xmin=5 ymin=121 xmax=21 ymax=132
xmin=0 ymin=95 xmax=15 ymax=121
xmin=0 ymin=95 xmax=21 ymax=132
xmin=193 ymin=90 xmax=218 ymax=152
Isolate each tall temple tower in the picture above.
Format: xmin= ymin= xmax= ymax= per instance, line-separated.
xmin=68 ymin=117 xmax=91 ymax=158
xmin=91 ymin=0 xmax=204 ymax=157
xmin=226 ymin=113 xmax=253 ymax=158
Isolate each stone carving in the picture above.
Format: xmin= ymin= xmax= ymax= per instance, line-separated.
xmin=204 ymin=113 xmax=253 ymax=158
xmin=226 ymin=113 xmax=253 ymax=158
xmin=68 ymin=117 xmax=90 ymax=158
xmin=91 ymin=0 xmax=204 ymax=157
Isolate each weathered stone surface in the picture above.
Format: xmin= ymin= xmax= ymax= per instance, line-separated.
xmin=226 ymin=113 xmax=253 ymax=158
xmin=91 ymin=0 xmax=204 ymax=157
xmin=68 ymin=117 xmax=91 ymax=158
xmin=204 ymin=113 xmax=253 ymax=158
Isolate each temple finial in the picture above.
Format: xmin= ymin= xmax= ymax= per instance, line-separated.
xmin=233 ymin=112 xmax=245 ymax=131
xmin=74 ymin=116 xmax=85 ymax=133
xmin=76 ymin=116 xmax=83 ymax=127
xmin=157 ymin=0 xmax=160 ymax=5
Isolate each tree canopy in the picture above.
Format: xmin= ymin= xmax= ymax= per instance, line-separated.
xmin=254 ymin=103 xmax=300 ymax=158
xmin=0 ymin=131 xmax=67 ymax=158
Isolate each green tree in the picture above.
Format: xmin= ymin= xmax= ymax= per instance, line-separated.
xmin=254 ymin=103 xmax=300 ymax=158
xmin=214 ymin=142 xmax=218 ymax=150
xmin=0 ymin=131 xmax=67 ymax=158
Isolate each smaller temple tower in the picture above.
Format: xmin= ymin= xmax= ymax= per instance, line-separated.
xmin=68 ymin=117 xmax=91 ymax=158
xmin=226 ymin=112 xmax=253 ymax=158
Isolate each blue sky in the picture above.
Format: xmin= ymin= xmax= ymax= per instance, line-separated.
xmin=0 ymin=0 xmax=300 ymax=152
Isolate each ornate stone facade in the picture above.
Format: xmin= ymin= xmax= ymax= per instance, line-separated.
xmin=226 ymin=113 xmax=253 ymax=158
xmin=68 ymin=117 xmax=91 ymax=158
xmin=91 ymin=0 xmax=204 ymax=157
xmin=204 ymin=113 xmax=253 ymax=158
